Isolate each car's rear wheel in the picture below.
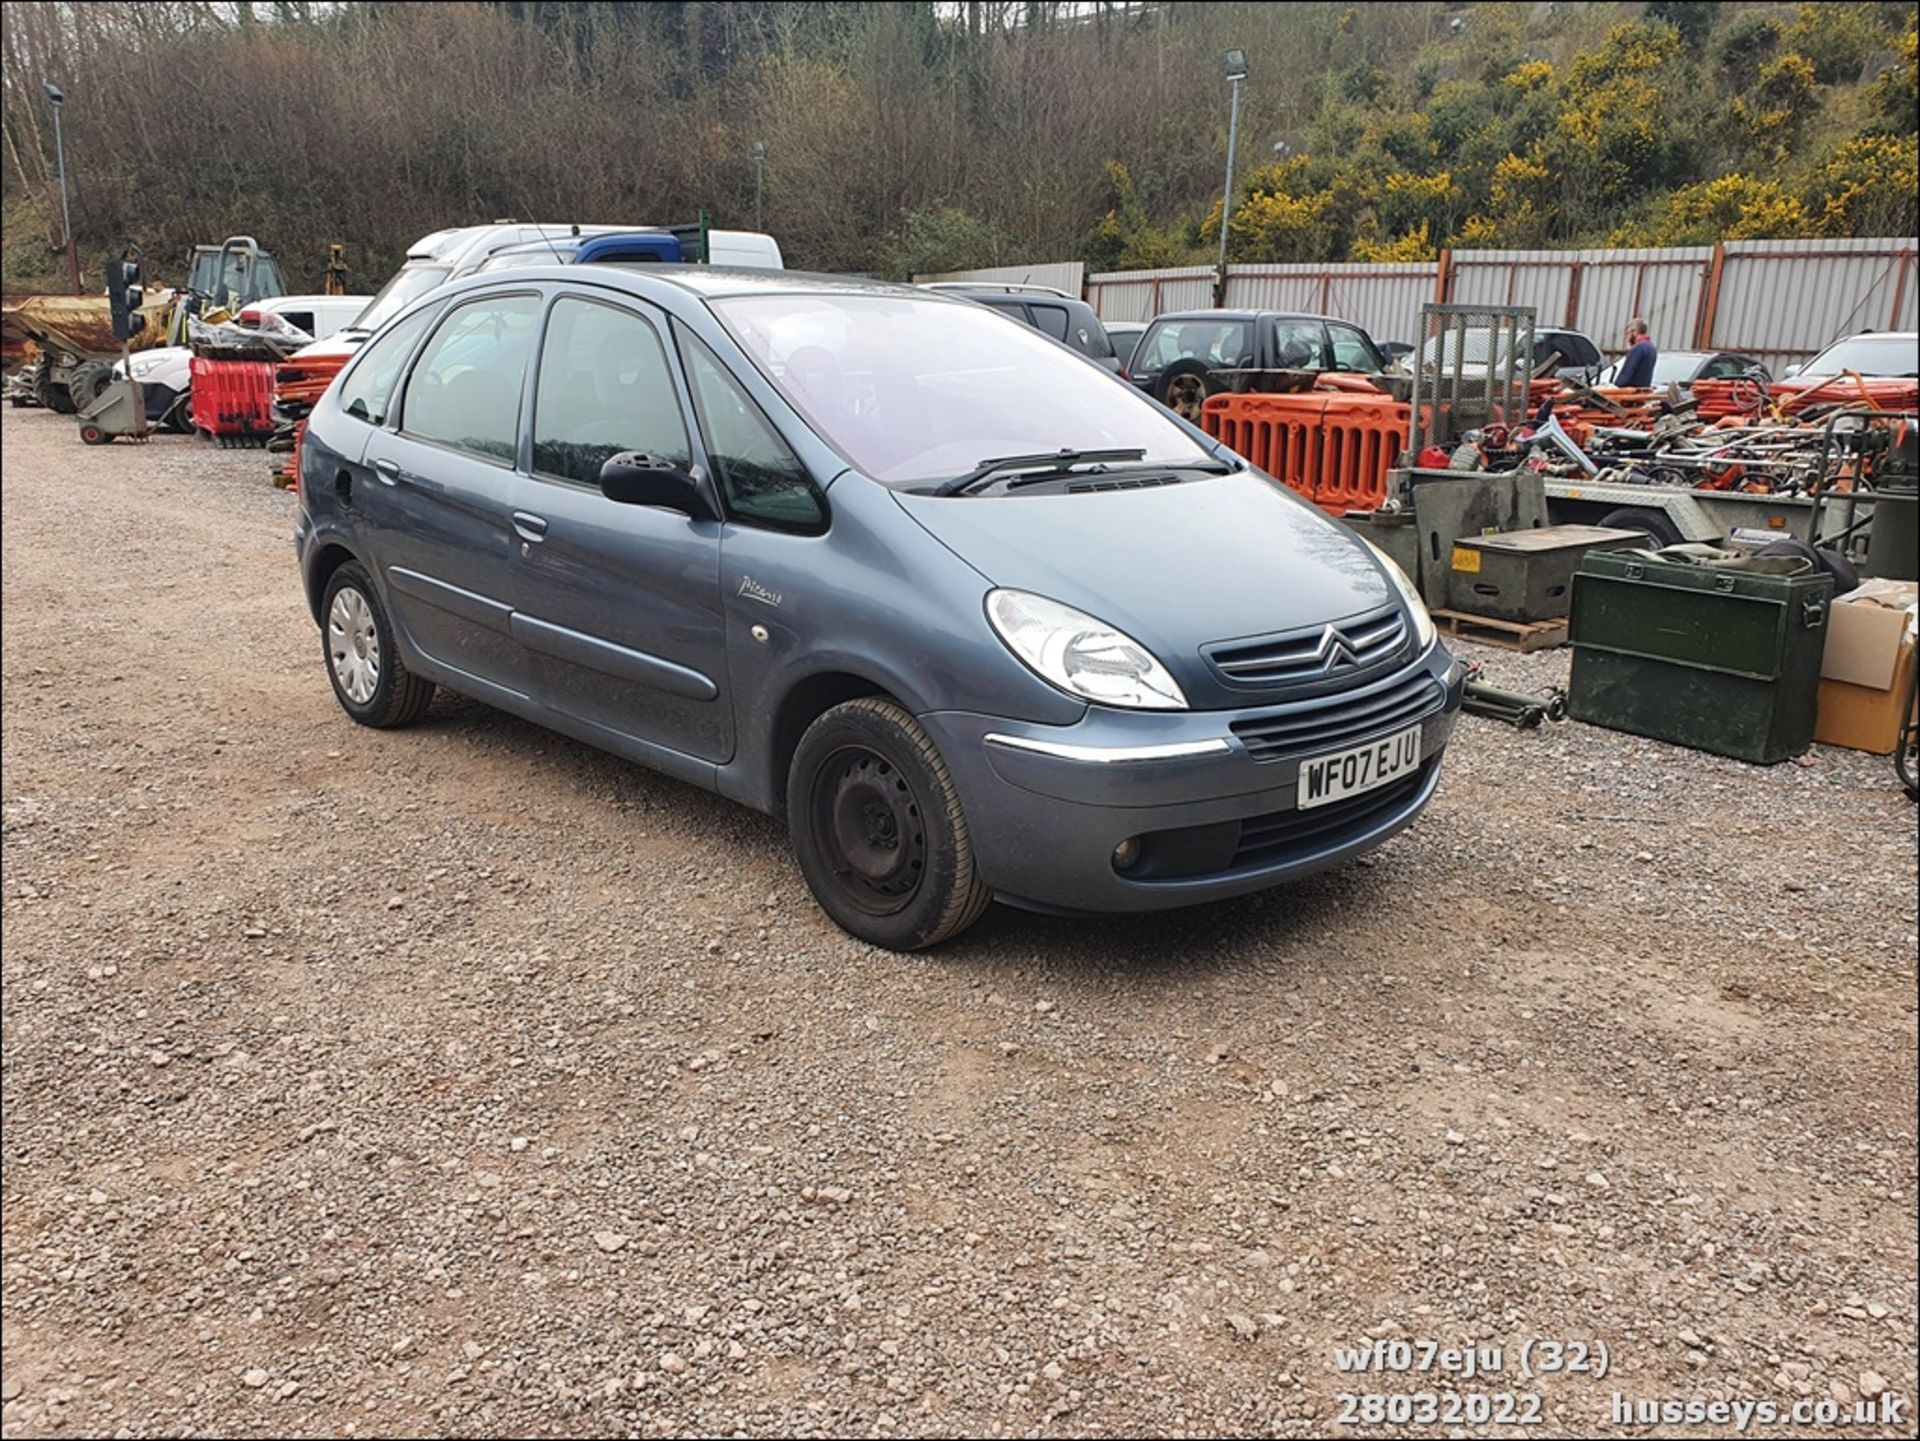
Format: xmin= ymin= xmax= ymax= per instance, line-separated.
xmin=787 ymin=698 xmax=991 ymax=951
xmin=320 ymin=562 xmax=434 ymax=728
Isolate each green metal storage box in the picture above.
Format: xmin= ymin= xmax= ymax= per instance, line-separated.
xmin=1568 ymin=552 xmax=1833 ymax=763
xmin=1448 ymin=523 xmax=1646 ymax=622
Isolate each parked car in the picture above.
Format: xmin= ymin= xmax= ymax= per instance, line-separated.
xmin=1595 ymin=348 xmax=1770 ymax=387
xmin=1781 ymin=331 xmax=1919 ymax=380
xmin=295 ymin=267 xmax=1462 ymax=949
xmin=1104 ymin=319 xmax=1148 ymax=367
xmin=1124 ymin=310 xmax=1393 ymax=420
xmin=1412 ymin=325 xmax=1604 ymax=384
xmin=112 ymin=292 xmax=372 ymax=431
xmin=919 ymin=282 xmax=1121 ymax=372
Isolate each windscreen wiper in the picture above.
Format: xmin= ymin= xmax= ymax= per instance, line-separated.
xmin=933 ymin=448 xmax=1147 ymax=497
xmin=1001 ymin=457 xmax=1237 ymax=490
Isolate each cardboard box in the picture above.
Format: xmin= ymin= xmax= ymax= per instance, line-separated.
xmin=1815 ymin=579 xmax=1918 ymax=754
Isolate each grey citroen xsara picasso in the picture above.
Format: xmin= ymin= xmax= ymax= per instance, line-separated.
xmin=294 ymin=267 xmax=1464 ymax=949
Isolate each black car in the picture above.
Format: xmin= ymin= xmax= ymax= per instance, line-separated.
xmin=920 ymin=283 xmax=1122 ymax=372
xmin=1125 ymin=310 xmax=1392 ymax=420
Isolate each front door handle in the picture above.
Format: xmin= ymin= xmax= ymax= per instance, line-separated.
xmin=372 ymin=458 xmax=400 ymax=485
xmin=512 ymin=511 xmax=549 ymax=542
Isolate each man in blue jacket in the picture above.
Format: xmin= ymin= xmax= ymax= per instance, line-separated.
xmin=1616 ymin=317 xmax=1657 ymax=389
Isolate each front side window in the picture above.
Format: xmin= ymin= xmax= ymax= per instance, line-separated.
xmin=337 ymin=306 xmax=437 ymax=427
xmin=1328 ymin=324 xmax=1384 ymax=374
xmin=681 ymin=329 xmax=823 ymax=530
xmin=1272 ymin=319 xmax=1328 ymax=370
xmin=714 ymin=293 xmax=1212 ymax=487
xmin=400 ymin=293 xmax=541 ymax=463
xmin=531 ymin=298 xmax=689 ymax=485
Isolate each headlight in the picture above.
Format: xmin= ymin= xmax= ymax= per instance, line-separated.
xmin=129 ymin=359 xmax=160 ymax=377
xmin=1363 ymin=540 xmax=1436 ymax=650
xmin=986 ymin=589 xmax=1188 ymax=710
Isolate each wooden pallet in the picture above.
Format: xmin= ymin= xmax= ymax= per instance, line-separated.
xmin=1430 ymin=607 xmax=1569 ymax=653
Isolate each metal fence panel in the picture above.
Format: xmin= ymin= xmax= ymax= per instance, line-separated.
xmin=1086 ymin=266 xmax=1215 ymax=321
xmin=1224 ymin=263 xmax=1439 ymax=342
xmin=1067 ymin=239 xmax=1917 ymax=372
xmin=912 ymin=261 xmax=1086 ymax=297
xmin=1711 ymin=238 xmax=1918 ymax=375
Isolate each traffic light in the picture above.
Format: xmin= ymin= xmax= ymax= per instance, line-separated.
xmin=105 ymin=253 xmax=144 ymax=341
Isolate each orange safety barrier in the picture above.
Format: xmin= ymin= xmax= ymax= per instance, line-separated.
xmin=1201 ymin=392 xmax=1408 ymax=514
xmin=270 ymin=352 xmax=351 ymax=492
xmin=190 ymin=356 xmax=276 ymax=442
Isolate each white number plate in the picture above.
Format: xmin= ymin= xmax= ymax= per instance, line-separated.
xmin=1297 ymin=723 xmax=1422 ymax=810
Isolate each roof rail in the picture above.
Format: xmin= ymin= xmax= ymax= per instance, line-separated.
xmin=920 ymin=280 xmax=1072 ymax=299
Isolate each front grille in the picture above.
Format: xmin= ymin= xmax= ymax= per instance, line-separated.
xmin=1231 ymin=763 xmax=1430 ymax=868
xmin=1230 ymin=666 xmax=1442 ymax=763
xmin=1128 ymin=760 xmax=1434 ymax=880
xmin=1206 ymin=607 xmax=1409 ymax=688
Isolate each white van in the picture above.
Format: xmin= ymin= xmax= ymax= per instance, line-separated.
xmin=292 ymin=222 xmax=785 ymax=365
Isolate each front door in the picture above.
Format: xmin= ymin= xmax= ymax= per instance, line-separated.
xmin=363 ymin=291 xmax=542 ymax=699
xmin=508 ymin=294 xmax=732 ymax=763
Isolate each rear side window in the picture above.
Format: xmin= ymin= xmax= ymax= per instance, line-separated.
xmin=1132 ymin=319 xmax=1253 ymax=377
xmin=531 ymin=298 xmax=689 ymax=485
xmin=337 ymin=306 xmax=437 ymax=427
xmin=1029 ymin=304 xmax=1070 ymax=341
xmin=680 ymin=329 xmax=824 ymax=531
xmin=400 ymin=294 xmax=541 ymax=463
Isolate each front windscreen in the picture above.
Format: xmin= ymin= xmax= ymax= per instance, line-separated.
xmin=351 ymin=264 xmax=453 ymax=333
xmin=1801 ymin=335 xmax=1919 ymax=377
xmin=712 ymin=293 xmax=1212 ymax=487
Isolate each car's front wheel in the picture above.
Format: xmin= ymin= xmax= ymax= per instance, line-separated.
xmin=320 ymin=562 xmax=435 ymax=728
xmin=787 ymin=698 xmax=992 ymax=950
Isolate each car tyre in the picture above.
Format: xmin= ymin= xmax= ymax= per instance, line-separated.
xmin=320 ymin=562 xmax=434 ymax=728
xmin=787 ymin=698 xmax=992 ymax=951
xmin=1153 ymin=359 xmax=1223 ymax=423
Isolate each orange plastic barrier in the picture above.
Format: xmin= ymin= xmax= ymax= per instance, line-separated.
xmin=270 ymin=352 xmax=351 ymax=492
xmin=1201 ymin=392 xmax=1407 ymax=514
xmin=190 ymin=356 xmax=276 ymax=442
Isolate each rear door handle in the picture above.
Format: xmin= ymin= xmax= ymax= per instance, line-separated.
xmin=512 ymin=511 xmax=549 ymax=542
xmin=372 ymin=458 xmax=400 ymax=485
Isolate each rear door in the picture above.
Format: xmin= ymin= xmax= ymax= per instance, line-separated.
xmin=362 ymin=291 xmax=541 ymax=698
xmin=507 ymin=293 xmax=731 ymax=763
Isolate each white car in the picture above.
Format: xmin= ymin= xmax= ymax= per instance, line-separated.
xmin=116 ymin=293 xmax=372 ymax=430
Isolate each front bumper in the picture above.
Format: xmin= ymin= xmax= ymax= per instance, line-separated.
xmin=921 ymin=643 xmax=1465 ymax=915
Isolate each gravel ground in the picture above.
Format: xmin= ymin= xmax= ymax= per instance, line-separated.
xmin=2 ymin=404 xmax=1915 ymax=1438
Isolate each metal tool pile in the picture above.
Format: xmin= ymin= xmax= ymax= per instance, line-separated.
xmin=1432 ymin=378 xmax=1918 ymax=499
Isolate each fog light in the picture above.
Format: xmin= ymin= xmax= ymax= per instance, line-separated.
xmin=1112 ymin=836 xmax=1142 ymax=872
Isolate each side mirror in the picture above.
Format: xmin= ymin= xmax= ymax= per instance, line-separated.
xmin=1782 ymin=362 xmax=1802 ymax=379
xmin=599 ymin=451 xmax=715 ymax=519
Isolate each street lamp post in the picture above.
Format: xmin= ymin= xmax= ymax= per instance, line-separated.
xmin=752 ymin=139 xmax=767 ymax=232
xmin=1217 ymin=49 xmax=1248 ymax=286
xmin=45 ymin=82 xmax=81 ymax=294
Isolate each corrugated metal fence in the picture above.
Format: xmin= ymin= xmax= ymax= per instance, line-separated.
xmin=1074 ymin=238 xmax=1915 ymax=374
xmin=913 ymin=260 xmax=1086 ymax=297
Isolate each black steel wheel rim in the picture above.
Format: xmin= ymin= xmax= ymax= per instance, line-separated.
xmin=809 ymin=744 xmax=926 ymax=916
